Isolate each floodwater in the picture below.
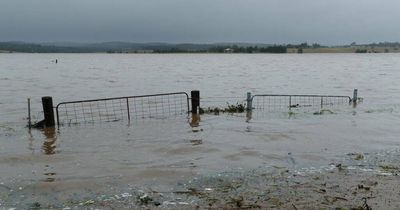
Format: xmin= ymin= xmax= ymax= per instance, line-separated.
xmin=1 ymin=53 xmax=400 ymax=207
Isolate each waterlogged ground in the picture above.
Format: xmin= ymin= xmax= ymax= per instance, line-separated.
xmin=1 ymin=54 xmax=400 ymax=208
xmin=1 ymin=107 xmax=400 ymax=209
xmin=2 ymin=136 xmax=400 ymax=209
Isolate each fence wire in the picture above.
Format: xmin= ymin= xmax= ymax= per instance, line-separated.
xmin=56 ymin=92 xmax=189 ymax=125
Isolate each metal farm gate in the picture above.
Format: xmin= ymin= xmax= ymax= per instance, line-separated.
xmin=55 ymin=92 xmax=189 ymax=126
xmin=249 ymin=94 xmax=352 ymax=111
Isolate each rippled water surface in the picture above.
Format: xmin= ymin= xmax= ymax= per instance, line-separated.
xmin=1 ymin=53 xmax=400 ymax=206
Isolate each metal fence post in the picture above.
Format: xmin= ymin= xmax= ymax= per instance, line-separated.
xmin=42 ymin=96 xmax=55 ymax=127
xmin=27 ymin=98 xmax=31 ymax=129
xmin=191 ymin=90 xmax=200 ymax=114
xmin=352 ymin=89 xmax=358 ymax=107
xmin=246 ymin=92 xmax=252 ymax=111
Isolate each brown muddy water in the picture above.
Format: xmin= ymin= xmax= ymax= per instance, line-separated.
xmin=1 ymin=54 xmax=400 ymax=208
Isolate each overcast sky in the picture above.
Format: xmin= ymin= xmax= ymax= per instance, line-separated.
xmin=1 ymin=0 xmax=399 ymax=45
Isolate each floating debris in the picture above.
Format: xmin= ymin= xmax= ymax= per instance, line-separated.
xmin=29 ymin=202 xmax=41 ymax=210
xmin=348 ymin=153 xmax=364 ymax=160
xmin=121 ymin=192 xmax=132 ymax=198
xmin=190 ymin=139 xmax=203 ymax=145
xmin=163 ymin=201 xmax=177 ymax=205
xmin=200 ymin=102 xmax=246 ymax=115
xmin=379 ymin=164 xmax=400 ymax=175
xmin=313 ymin=109 xmax=334 ymax=115
xmin=138 ymin=194 xmax=153 ymax=205
xmin=80 ymin=200 xmax=95 ymax=206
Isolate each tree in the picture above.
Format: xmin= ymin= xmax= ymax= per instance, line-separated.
xmin=312 ymin=43 xmax=321 ymax=48
xmin=298 ymin=48 xmax=303 ymax=54
xmin=299 ymin=42 xmax=309 ymax=48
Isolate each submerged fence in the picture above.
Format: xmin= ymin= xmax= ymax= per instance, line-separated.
xmin=55 ymin=92 xmax=189 ymax=126
xmin=29 ymin=89 xmax=359 ymax=128
xmin=250 ymin=94 xmax=352 ymax=111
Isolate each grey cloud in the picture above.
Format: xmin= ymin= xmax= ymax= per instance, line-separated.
xmin=0 ymin=0 xmax=399 ymax=44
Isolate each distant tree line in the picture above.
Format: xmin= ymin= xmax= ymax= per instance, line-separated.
xmin=144 ymin=45 xmax=288 ymax=53
xmin=286 ymin=42 xmax=327 ymax=49
xmin=0 ymin=42 xmax=98 ymax=53
xmin=0 ymin=42 xmax=289 ymax=54
xmin=152 ymin=48 xmax=207 ymax=53
xmin=1 ymin=41 xmax=399 ymax=54
xmin=365 ymin=42 xmax=400 ymax=48
xmin=350 ymin=42 xmax=400 ymax=49
xmin=208 ymin=45 xmax=287 ymax=53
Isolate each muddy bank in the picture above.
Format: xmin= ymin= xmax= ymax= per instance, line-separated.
xmin=99 ymin=164 xmax=400 ymax=209
xmin=183 ymin=149 xmax=400 ymax=210
xmin=1 ymin=149 xmax=400 ymax=209
xmin=183 ymin=165 xmax=400 ymax=210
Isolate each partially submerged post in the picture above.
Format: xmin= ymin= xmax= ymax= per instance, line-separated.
xmin=246 ymin=92 xmax=253 ymax=122
xmin=27 ymin=98 xmax=31 ymax=129
xmin=42 ymin=96 xmax=55 ymax=127
xmin=190 ymin=90 xmax=201 ymax=128
xmin=191 ymin=90 xmax=200 ymax=114
xmin=352 ymin=89 xmax=358 ymax=107
xmin=246 ymin=92 xmax=252 ymax=111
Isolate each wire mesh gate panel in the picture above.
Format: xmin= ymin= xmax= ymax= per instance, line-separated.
xmin=251 ymin=94 xmax=352 ymax=112
xmin=56 ymin=92 xmax=189 ymax=126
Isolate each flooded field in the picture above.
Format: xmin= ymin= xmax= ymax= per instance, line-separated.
xmin=1 ymin=53 xmax=400 ymax=208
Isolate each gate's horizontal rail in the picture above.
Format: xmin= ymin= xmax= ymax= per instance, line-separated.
xmin=56 ymin=92 xmax=189 ymax=105
xmin=252 ymin=94 xmax=351 ymax=99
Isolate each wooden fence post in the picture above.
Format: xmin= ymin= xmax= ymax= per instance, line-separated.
xmin=191 ymin=90 xmax=200 ymax=114
xmin=42 ymin=96 xmax=55 ymax=127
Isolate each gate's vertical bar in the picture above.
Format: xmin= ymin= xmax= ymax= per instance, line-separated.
xmin=56 ymin=105 xmax=60 ymax=127
xmin=246 ymin=92 xmax=252 ymax=111
xmin=186 ymin=94 xmax=190 ymax=114
xmin=191 ymin=90 xmax=200 ymax=114
xmin=320 ymin=96 xmax=323 ymax=109
xmin=289 ymin=96 xmax=292 ymax=110
xmin=126 ymin=98 xmax=131 ymax=121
